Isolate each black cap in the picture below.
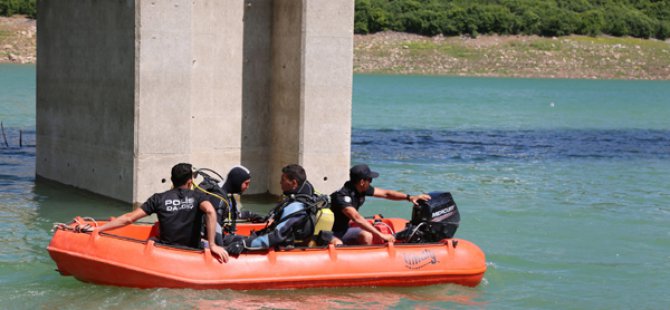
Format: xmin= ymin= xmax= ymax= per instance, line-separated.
xmin=349 ymin=164 xmax=379 ymax=182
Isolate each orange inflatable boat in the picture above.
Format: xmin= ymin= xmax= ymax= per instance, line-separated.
xmin=47 ymin=217 xmax=486 ymax=290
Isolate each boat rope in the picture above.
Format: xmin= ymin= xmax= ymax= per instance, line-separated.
xmin=377 ymin=221 xmax=395 ymax=234
xmin=73 ymin=217 xmax=98 ymax=228
xmin=51 ymin=223 xmax=73 ymax=233
xmin=81 ymin=217 xmax=98 ymax=227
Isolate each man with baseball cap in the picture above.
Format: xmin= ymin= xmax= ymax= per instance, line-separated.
xmin=330 ymin=164 xmax=431 ymax=245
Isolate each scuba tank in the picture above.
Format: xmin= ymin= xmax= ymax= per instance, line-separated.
xmin=308 ymin=207 xmax=334 ymax=246
xmin=313 ymin=208 xmax=334 ymax=237
xmin=192 ymin=167 xmax=242 ymax=236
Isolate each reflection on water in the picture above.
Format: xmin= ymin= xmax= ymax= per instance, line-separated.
xmin=3 ymin=283 xmax=485 ymax=309
xmin=194 ymin=285 xmax=484 ymax=309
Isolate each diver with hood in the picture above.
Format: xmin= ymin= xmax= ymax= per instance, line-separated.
xmin=197 ymin=165 xmax=251 ymax=246
xmin=244 ymin=164 xmax=331 ymax=250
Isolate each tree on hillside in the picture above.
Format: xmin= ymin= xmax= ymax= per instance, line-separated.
xmin=0 ymin=0 xmax=36 ymax=18
xmin=353 ymin=0 xmax=670 ymax=40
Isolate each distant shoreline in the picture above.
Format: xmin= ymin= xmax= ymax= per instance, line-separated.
xmin=2 ymin=16 xmax=669 ymax=80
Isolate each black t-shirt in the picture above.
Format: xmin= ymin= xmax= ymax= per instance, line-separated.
xmin=140 ymin=188 xmax=208 ymax=248
xmin=330 ymin=181 xmax=375 ymax=235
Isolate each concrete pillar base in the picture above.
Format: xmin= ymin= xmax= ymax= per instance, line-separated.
xmin=37 ymin=0 xmax=353 ymax=205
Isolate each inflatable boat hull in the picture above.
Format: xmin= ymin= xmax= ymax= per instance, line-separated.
xmin=47 ymin=219 xmax=486 ymax=289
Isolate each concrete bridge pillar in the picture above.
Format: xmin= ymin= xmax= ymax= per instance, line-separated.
xmin=36 ymin=0 xmax=353 ymax=205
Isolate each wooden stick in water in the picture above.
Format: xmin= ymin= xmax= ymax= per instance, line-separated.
xmin=1 ymin=122 xmax=9 ymax=148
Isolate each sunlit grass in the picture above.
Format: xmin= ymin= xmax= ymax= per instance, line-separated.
xmin=439 ymin=44 xmax=480 ymax=59
xmin=528 ymin=39 xmax=563 ymax=51
xmin=570 ymin=35 xmax=668 ymax=48
xmin=401 ymin=41 xmax=481 ymax=59
xmin=504 ymin=38 xmax=563 ymax=52
xmin=403 ymin=41 xmax=437 ymax=50
xmin=0 ymin=29 xmax=10 ymax=40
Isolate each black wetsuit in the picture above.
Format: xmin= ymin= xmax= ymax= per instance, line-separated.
xmin=140 ymin=188 xmax=208 ymax=248
xmin=197 ymin=167 xmax=250 ymax=246
xmin=205 ymin=188 xmax=235 ymax=227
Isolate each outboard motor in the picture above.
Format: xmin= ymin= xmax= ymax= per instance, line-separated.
xmin=396 ymin=192 xmax=460 ymax=243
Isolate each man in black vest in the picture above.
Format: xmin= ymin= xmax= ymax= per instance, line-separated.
xmin=330 ymin=164 xmax=431 ymax=245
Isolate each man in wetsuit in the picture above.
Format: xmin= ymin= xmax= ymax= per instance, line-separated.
xmin=78 ymin=163 xmax=229 ymax=263
xmin=330 ymin=164 xmax=431 ymax=245
xmin=245 ymin=164 xmax=326 ymax=249
xmin=198 ymin=165 xmax=252 ymax=245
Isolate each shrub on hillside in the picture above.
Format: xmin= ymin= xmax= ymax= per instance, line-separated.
xmin=578 ymin=10 xmax=606 ymax=36
xmin=0 ymin=0 xmax=36 ymax=18
xmin=353 ymin=0 xmax=670 ymax=40
xmin=657 ymin=21 xmax=670 ymax=40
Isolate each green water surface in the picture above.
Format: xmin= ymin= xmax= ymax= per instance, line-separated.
xmin=1 ymin=66 xmax=669 ymax=309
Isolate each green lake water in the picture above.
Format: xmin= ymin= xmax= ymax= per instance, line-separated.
xmin=1 ymin=65 xmax=669 ymax=309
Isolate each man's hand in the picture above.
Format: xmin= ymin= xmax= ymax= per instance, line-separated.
xmin=409 ymin=193 xmax=431 ymax=205
xmin=379 ymin=232 xmax=396 ymax=243
xmin=74 ymin=224 xmax=94 ymax=233
xmin=210 ymin=244 xmax=229 ymax=263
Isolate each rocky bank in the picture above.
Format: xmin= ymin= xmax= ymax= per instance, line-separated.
xmin=0 ymin=16 xmax=36 ymax=64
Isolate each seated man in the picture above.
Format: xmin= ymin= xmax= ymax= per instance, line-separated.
xmin=330 ymin=164 xmax=431 ymax=245
xmin=78 ymin=163 xmax=228 ymax=263
xmin=244 ymin=164 xmax=330 ymax=249
xmin=196 ymin=165 xmax=251 ymax=244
